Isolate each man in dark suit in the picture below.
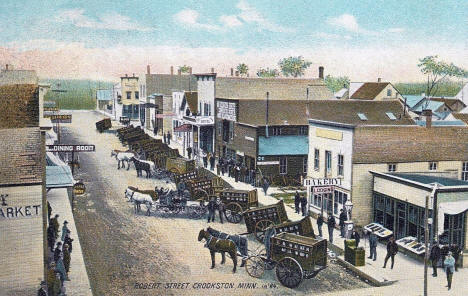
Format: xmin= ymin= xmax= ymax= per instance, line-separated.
xmin=327 ymin=214 xmax=336 ymax=243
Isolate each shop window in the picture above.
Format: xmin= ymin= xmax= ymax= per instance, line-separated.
xmin=462 ymin=162 xmax=468 ymax=181
xmin=429 ymin=162 xmax=437 ymax=171
xmin=126 ymin=91 xmax=131 ymax=100
xmin=314 ymin=149 xmax=319 ymax=171
xmin=217 ymin=121 xmax=222 ymax=136
xmin=325 ymin=151 xmax=332 ymax=175
xmin=388 ymin=163 xmax=397 ymax=172
xmin=337 ymin=154 xmax=344 ymax=176
xmin=229 ymin=121 xmax=234 ymax=140
xmin=279 ymin=157 xmax=287 ymax=175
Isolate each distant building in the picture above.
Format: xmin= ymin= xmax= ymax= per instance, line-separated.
xmin=96 ymin=89 xmax=113 ymax=115
xmin=348 ymin=79 xmax=404 ymax=101
xmin=120 ymin=74 xmax=139 ymax=120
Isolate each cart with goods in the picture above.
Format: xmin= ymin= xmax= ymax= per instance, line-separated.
xmin=218 ymin=189 xmax=258 ymax=224
xmin=95 ymin=118 xmax=112 ymax=132
xmin=174 ymin=169 xmax=201 ymax=185
xmin=165 ymin=157 xmax=195 ymax=175
xmin=126 ymin=133 xmax=150 ymax=146
xmin=242 ymin=200 xmax=289 ymax=242
xmin=119 ymin=116 xmax=130 ymax=126
xmin=244 ymin=232 xmax=327 ymax=288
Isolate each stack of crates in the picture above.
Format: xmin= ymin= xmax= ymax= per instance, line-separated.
xmin=344 ymin=239 xmax=365 ymax=266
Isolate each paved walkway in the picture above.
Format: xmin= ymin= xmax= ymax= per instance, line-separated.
xmin=47 ymin=188 xmax=93 ymax=296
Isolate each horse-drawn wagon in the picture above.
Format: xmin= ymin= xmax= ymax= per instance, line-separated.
xmin=242 ymin=200 xmax=289 ymax=242
xmin=95 ymin=118 xmax=112 ymax=132
xmin=245 ymin=232 xmax=327 ymax=288
xmin=165 ymin=157 xmax=195 ymax=175
xmin=174 ymin=169 xmax=200 ymax=185
xmin=218 ymin=189 xmax=258 ymax=224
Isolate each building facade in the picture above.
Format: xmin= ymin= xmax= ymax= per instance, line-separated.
xmin=120 ymin=74 xmax=139 ymax=120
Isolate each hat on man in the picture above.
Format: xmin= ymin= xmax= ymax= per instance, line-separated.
xmin=64 ymin=220 xmax=68 ymax=224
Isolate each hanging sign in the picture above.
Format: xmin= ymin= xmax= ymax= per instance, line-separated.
xmin=73 ymin=182 xmax=86 ymax=195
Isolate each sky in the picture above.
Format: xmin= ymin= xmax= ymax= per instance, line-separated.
xmin=0 ymin=0 xmax=466 ymax=81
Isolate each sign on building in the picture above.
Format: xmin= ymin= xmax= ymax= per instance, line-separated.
xmin=73 ymin=182 xmax=86 ymax=195
xmin=304 ymin=178 xmax=342 ymax=187
xmin=216 ymin=101 xmax=237 ymax=121
xmin=313 ymin=186 xmax=333 ymax=194
xmin=46 ymin=145 xmax=95 ymax=152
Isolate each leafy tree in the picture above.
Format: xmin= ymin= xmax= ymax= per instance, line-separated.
xmin=324 ymin=75 xmax=350 ymax=93
xmin=418 ymin=56 xmax=467 ymax=108
xmin=236 ymin=63 xmax=249 ymax=77
xmin=256 ymin=67 xmax=280 ymax=78
xmin=178 ymin=65 xmax=191 ymax=74
xmin=278 ymin=56 xmax=312 ymax=78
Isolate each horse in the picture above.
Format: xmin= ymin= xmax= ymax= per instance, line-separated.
xmin=198 ymin=229 xmax=238 ymax=273
xmin=207 ymin=227 xmax=247 ymax=267
xmin=111 ymin=149 xmax=135 ymax=170
xmin=130 ymin=157 xmax=155 ymax=178
xmin=124 ymin=186 xmax=157 ymax=215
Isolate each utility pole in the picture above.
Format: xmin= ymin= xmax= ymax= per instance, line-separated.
xmin=424 ymin=193 xmax=429 ymax=296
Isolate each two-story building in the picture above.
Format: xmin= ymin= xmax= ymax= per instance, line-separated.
xmin=120 ymin=74 xmax=139 ymax=120
xmin=307 ymin=107 xmax=468 ymax=227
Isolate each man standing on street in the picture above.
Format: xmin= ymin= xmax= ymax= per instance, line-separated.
xmin=339 ymin=209 xmax=347 ymax=238
xmin=202 ymin=150 xmax=208 ymax=168
xmin=327 ymin=213 xmax=336 ymax=244
xmin=351 ymin=229 xmax=361 ymax=247
xmin=37 ymin=281 xmax=47 ymax=296
xmin=294 ymin=191 xmax=300 ymax=214
xmin=54 ymin=242 xmax=62 ymax=262
xmin=63 ymin=244 xmax=71 ymax=274
xmin=444 ymin=251 xmax=455 ymax=290
xmin=50 ymin=214 xmax=59 ymax=239
xmin=430 ymin=241 xmax=441 ymax=276
xmin=210 ymin=154 xmax=215 ymax=171
xmin=383 ymin=236 xmax=398 ymax=269
xmin=368 ymin=230 xmax=378 ymax=261
xmin=262 ymin=177 xmax=269 ymax=195
xmin=216 ymin=197 xmax=226 ymax=224
xmin=317 ymin=214 xmax=324 ymax=237
xmin=47 ymin=201 xmax=52 ymax=223
xmin=167 ymin=132 xmax=171 ymax=145
xmin=450 ymin=244 xmax=461 ymax=271
xmin=61 ymin=220 xmax=70 ymax=241
xmin=300 ymin=195 xmax=308 ymax=217
xmin=163 ymin=132 xmax=167 ymax=144
xmin=187 ymin=147 xmax=192 ymax=159
xmin=47 ymin=225 xmax=56 ymax=252
xmin=207 ymin=197 xmax=216 ymax=223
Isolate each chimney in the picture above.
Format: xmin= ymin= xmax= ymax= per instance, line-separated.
xmin=211 ymin=67 xmax=215 ymax=73
xmin=147 ymin=65 xmax=150 ymax=74
xmin=189 ymin=67 xmax=192 ymax=75
xmin=170 ymin=66 xmax=174 ymax=75
xmin=177 ymin=69 xmax=181 ymax=75
xmin=125 ymin=73 xmax=128 ymax=77
xmin=132 ymin=73 xmax=135 ymax=77
xmin=377 ymin=78 xmax=382 ymax=83
xmin=265 ymin=92 xmax=270 ymax=138
xmin=5 ymin=64 xmax=8 ymax=71
xmin=422 ymin=109 xmax=432 ymax=128
xmin=318 ymin=66 xmax=324 ymax=79
xmin=230 ymin=68 xmax=234 ymax=76
xmin=235 ymin=71 xmax=239 ymax=77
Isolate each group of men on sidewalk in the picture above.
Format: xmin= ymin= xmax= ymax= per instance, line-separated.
xmin=294 ymin=191 xmax=308 ymax=217
xmin=430 ymin=241 xmax=462 ymax=290
xmin=42 ymin=202 xmax=75 ymax=296
xmin=207 ymin=197 xmax=226 ymax=224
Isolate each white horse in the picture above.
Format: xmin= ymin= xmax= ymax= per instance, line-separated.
xmin=125 ymin=187 xmax=155 ymax=215
xmin=111 ymin=149 xmax=135 ymax=170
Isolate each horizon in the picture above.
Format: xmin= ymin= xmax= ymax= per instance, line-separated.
xmin=1 ymin=0 xmax=467 ymax=82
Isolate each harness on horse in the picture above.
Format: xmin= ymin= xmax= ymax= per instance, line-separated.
xmin=204 ymin=235 xmax=220 ymax=249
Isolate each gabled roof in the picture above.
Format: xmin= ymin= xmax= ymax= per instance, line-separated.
xmin=334 ymin=88 xmax=348 ymax=99
xmin=0 ymin=84 xmax=39 ymax=128
xmin=430 ymin=97 xmax=466 ymax=111
xmin=234 ymin=99 xmax=414 ymax=127
xmin=0 ymin=127 xmax=43 ymax=186
xmin=353 ymin=126 xmax=468 ymax=164
xmin=451 ymin=113 xmax=468 ymax=124
xmin=350 ymin=82 xmax=390 ymax=100
xmin=216 ymin=77 xmax=334 ymax=100
xmin=403 ymin=95 xmax=424 ymax=108
xmin=411 ymin=99 xmax=446 ymax=113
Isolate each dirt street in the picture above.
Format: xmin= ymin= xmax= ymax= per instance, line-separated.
xmin=63 ymin=111 xmax=369 ymax=296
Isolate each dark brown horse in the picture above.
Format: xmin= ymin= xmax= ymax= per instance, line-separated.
xmin=198 ymin=229 xmax=238 ymax=273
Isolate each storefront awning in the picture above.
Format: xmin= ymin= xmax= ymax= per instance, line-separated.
xmin=174 ymin=124 xmax=192 ymax=132
xmin=258 ymin=135 xmax=308 ymax=156
xmin=438 ymin=201 xmax=468 ymax=235
xmin=46 ymin=165 xmax=74 ymax=188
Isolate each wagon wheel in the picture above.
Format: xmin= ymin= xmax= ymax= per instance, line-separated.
xmin=225 ymin=202 xmax=243 ymax=224
xmin=194 ymin=205 xmax=207 ymax=219
xmin=255 ymin=247 xmax=275 ymax=270
xmin=275 ymin=257 xmax=303 ymax=289
xmin=245 ymin=256 xmax=265 ymax=278
xmin=254 ymin=219 xmax=274 ymax=243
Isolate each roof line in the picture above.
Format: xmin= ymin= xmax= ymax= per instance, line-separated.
xmin=308 ymin=119 xmax=355 ymax=129
xmin=370 ymin=171 xmax=468 ymax=190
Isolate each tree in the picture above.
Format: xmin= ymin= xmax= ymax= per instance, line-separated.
xmin=236 ymin=63 xmax=249 ymax=77
xmin=178 ymin=65 xmax=191 ymax=74
xmin=256 ymin=67 xmax=280 ymax=78
xmin=278 ymin=56 xmax=312 ymax=78
xmin=324 ymin=75 xmax=350 ymax=93
xmin=418 ymin=56 xmax=467 ymax=108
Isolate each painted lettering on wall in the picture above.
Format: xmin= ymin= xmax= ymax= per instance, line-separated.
xmin=0 ymin=205 xmax=42 ymax=219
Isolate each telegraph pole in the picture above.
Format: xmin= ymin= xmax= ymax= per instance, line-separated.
xmin=424 ymin=194 xmax=429 ymax=296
